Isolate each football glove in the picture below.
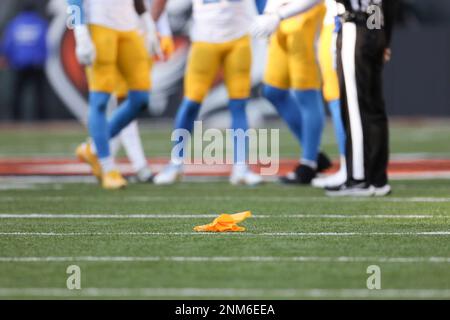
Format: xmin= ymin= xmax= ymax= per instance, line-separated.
xmin=159 ymin=35 xmax=175 ymax=60
xmin=250 ymin=13 xmax=281 ymax=38
xmin=73 ymin=25 xmax=96 ymax=66
xmin=140 ymin=13 xmax=163 ymax=59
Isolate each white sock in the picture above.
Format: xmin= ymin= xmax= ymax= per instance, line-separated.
xmin=301 ymin=159 xmax=318 ymax=170
xmin=120 ymin=121 xmax=149 ymax=173
xmin=170 ymin=156 xmax=184 ymax=167
xmin=339 ymin=156 xmax=346 ymax=171
xmin=110 ymin=137 xmax=121 ymax=157
xmin=233 ymin=163 xmax=248 ymax=176
xmin=99 ymin=156 xmax=116 ymax=173
xmin=89 ymin=139 xmax=97 ymax=155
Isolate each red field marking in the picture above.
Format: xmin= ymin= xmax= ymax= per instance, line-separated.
xmin=1 ymin=158 xmax=450 ymax=178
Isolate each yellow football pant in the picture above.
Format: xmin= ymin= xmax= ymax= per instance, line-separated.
xmin=115 ymin=58 xmax=154 ymax=100
xmin=319 ymin=23 xmax=340 ymax=102
xmin=264 ymin=4 xmax=326 ymax=90
xmin=184 ymin=35 xmax=252 ymax=103
xmin=87 ymin=24 xmax=151 ymax=94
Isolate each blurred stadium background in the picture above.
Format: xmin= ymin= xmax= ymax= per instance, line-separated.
xmin=0 ymin=0 xmax=450 ymax=122
xmin=0 ymin=0 xmax=450 ymax=177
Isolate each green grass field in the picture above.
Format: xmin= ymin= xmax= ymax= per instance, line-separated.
xmin=1 ymin=119 xmax=450 ymax=158
xmin=0 ymin=120 xmax=449 ymax=299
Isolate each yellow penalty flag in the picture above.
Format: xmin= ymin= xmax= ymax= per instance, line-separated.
xmin=194 ymin=211 xmax=252 ymax=232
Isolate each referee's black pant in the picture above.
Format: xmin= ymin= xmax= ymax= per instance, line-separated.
xmin=337 ymin=21 xmax=389 ymax=187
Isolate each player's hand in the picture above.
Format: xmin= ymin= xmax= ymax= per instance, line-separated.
xmin=73 ymin=25 xmax=96 ymax=66
xmin=140 ymin=14 xmax=163 ymax=60
xmin=159 ymin=36 xmax=175 ymax=61
xmin=250 ymin=13 xmax=281 ymax=38
xmin=384 ymin=48 xmax=392 ymax=63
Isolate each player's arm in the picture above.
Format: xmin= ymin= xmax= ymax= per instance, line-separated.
xmin=138 ymin=0 xmax=173 ymax=60
xmin=251 ymin=0 xmax=322 ymax=38
xmin=134 ymin=0 xmax=163 ymax=58
xmin=383 ymin=0 xmax=398 ymax=46
xmin=382 ymin=0 xmax=398 ymax=63
xmin=148 ymin=0 xmax=174 ymax=60
xmin=67 ymin=0 xmax=95 ymax=65
xmin=156 ymin=11 xmax=175 ymax=60
xmin=150 ymin=0 xmax=169 ymax=22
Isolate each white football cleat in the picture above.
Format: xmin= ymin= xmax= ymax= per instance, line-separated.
xmin=230 ymin=167 xmax=263 ymax=186
xmin=312 ymin=165 xmax=347 ymax=189
xmin=325 ymin=182 xmax=375 ymax=197
xmin=373 ymin=184 xmax=392 ymax=197
xmin=153 ymin=163 xmax=183 ymax=185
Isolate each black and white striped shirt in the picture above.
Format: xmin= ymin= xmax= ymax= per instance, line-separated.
xmin=336 ymin=0 xmax=398 ymax=45
xmin=337 ymin=0 xmax=383 ymax=13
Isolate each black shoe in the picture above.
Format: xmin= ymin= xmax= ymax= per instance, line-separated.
xmin=280 ymin=164 xmax=316 ymax=185
xmin=317 ymin=152 xmax=332 ymax=173
xmin=325 ymin=180 xmax=374 ymax=197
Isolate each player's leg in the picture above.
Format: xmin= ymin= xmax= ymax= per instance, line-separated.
xmin=284 ymin=5 xmax=327 ymax=184
xmin=119 ymin=119 xmax=153 ymax=182
xmin=313 ymin=23 xmax=347 ymax=188
xmin=111 ymin=85 xmax=153 ymax=182
xmin=109 ymin=31 xmax=150 ymax=139
xmin=356 ymin=27 xmax=389 ymax=194
xmin=76 ymin=25 xmax=125 ymax=189
xmin=263 ymin=29 xmax=305 ymax=146
xmin=154 ymin=42 xmax=221 ymax=185
xmin=106 ymin=94 xmax=122 ymax=157
xmin=326 ymin=23 xmax=388 ymax=196
xmin=225 ymin=36 xmax=262 ymax=186
xmin=96 ymin=29 xmax=149 ymax=188
xmin=95 ymin=30 xmax=151 ymax=187
xmin=110 ymin=73 xmax=153 ymax=182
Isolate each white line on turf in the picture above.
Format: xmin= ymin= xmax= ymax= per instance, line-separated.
xmin=0 ymin=231 xmax=449 ymax=237
xmin=0 ymin=288 xmax=449 ymax=298
xmin=0 ymin=213 xmax=446 ymax=219
xmin=0 ymin=256 xmax=449 ymax=263
xmin=2 ymin=196 xmax=450 ymax=203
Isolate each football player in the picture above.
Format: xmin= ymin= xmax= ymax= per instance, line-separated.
xmin=101 ymin=0 xmax=174 ymax=184
xmin=68 ymin=0 xmax=165 ymax=189
xmin=254 ymin=0 xmax=329 ymax=185
xmin=312 ymin=0 xmax=347 ymax=188
xmin=154 ymin=0 xmax=263 ymax=186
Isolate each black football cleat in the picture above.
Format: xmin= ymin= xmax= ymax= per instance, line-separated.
xmin=280 ymin=164 xmax=317 ymax=185
xmin=317 ymin=152 xmax=332 ymax=173
xmin=325 ymin=180 xmax=374 ymax=197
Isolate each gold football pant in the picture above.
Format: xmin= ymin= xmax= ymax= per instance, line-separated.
xmin=184 ymin=35 xmax=252 ymax=102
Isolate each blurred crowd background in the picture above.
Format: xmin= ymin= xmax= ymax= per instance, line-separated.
xmin=0 ymin=0 xmax=449 ymax=122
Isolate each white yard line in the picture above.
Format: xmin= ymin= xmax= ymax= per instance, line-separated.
xmin=0 ymin=213 xmax=446 ymax=219
xmin=0 ymin=256 xmax=449 ymax=264
xmin=0 ymin=287 xmax=449 ymax=298
xmin=0 ymin=214 xmax=219 ymax=219
xmin=3 ymin=195 xmax=450 ymax=203
xmin=0 ymin=231 xmax=449 ymax=237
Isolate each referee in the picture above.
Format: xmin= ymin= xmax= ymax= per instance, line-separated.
xmin=326 ymin=0 xmax=397 ymax=197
